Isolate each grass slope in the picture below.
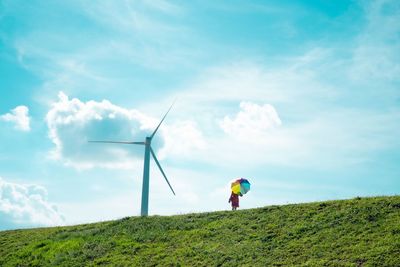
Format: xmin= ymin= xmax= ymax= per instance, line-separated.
xmin=1 ymin=196 xmax=399 ymax=266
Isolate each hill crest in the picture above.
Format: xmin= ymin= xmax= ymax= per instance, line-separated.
xmin=1 ymin=196 xmax=399 ymax=266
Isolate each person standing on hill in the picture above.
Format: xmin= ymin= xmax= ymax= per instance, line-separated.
xmin=228 ymin=191 xmax=240 ymax=210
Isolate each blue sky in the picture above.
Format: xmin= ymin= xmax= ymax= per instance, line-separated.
xmin=0 ymin=0 xmax=399 ymax=230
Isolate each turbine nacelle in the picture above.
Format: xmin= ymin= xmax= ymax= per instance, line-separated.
xmin=145 ymin=136 xmax=152 ymax=145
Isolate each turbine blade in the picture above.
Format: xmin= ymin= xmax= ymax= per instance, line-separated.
xmin=150 ymin=146 xmax=176 ymax=195
xmin=88 ymin=141 xmax=145 ymax=145
xmin=150 ymin=100 xmax=176 ymax=139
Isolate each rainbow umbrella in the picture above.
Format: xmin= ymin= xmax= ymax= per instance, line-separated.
xmin=231 ymin=178 xmax=251 ymax=195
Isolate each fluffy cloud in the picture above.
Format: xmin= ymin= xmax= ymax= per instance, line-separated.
xmin=0 ymin=105 xmax=31 ymax=131
xmin=46 ymin=92 xmax=205 ymax=169
xmin=0 ymin=177 xmax=64 ymax=230
xmin=160 ymin=120 xmax=207 ymax=158
xmin=220 ymin=102 xmax=281 ymax=140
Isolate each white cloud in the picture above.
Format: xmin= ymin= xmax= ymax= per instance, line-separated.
xmin=0 ymin=105 xmax=31 ymax=131
xmin=46 ymin=92 xmax=205 ymax=169
xmin=0 ymin=177 xmax=64 ymax=229
xmin=159 ymin=120 xmax=207 ymax=159
xmin=220 ymin=101 xmax=281 ymax=140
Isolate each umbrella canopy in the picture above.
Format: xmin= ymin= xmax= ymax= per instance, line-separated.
xmin=231 ymin=178 xmax=251 ymax=195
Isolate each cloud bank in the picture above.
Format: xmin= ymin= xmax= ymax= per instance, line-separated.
xmin=0 ymin=105 xmax=30 ymax=131
xmin=46 ymin=92 xmax=205 ymax=169
xmin=0 ymin=177 xmax=64 ymax=230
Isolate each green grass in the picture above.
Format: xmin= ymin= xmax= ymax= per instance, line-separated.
xmin=1 ymin=196 xmax=399 ymax=266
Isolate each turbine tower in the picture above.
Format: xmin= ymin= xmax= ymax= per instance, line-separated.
xmin=89 ymin=103 xmax=175 ymax=216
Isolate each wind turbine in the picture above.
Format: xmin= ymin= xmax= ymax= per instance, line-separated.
xmin=89 ymin=103 xmax=176 ymax=216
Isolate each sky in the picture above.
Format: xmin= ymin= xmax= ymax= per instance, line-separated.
xmin=0 ymin=0 xmax=399 ymax=230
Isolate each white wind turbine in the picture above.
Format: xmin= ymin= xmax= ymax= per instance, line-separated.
xmin=89 ymin=103 xmax=175 ymax=216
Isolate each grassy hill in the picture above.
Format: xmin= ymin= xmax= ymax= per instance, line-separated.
xmin=1 ymin=196 xmax=399 ymax=266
